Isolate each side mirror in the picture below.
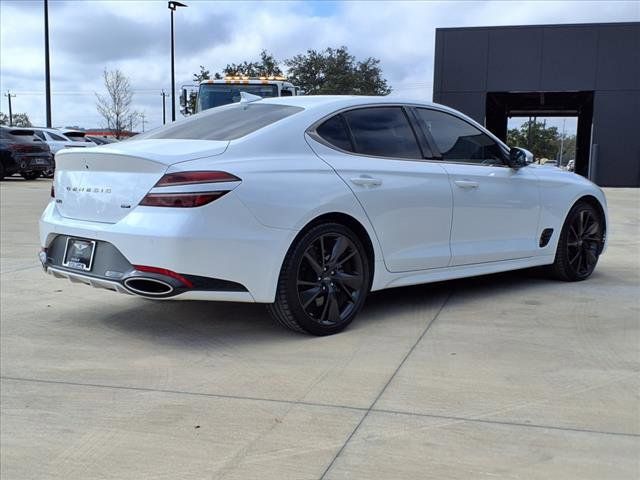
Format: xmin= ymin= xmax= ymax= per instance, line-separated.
xmin=508 ymin=147 xmax=534 ymax=169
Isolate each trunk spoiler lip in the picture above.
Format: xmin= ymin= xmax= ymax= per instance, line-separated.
xmin=54 ymin=139 xmax=230 ymax=166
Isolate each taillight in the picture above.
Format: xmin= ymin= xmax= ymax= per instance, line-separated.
xmin=140 ymin=171 xmax=239 ymax=208
xmin=155 ymin=171 xmax=240 ymax=187
xmin=132 ymin=265 xmax=194 ymax=288
xmin=140 ymin=191 xmax=228 ymax=208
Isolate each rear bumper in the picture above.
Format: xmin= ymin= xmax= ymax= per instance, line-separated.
xmin=39 ymin=192 xmax=297 ymax=303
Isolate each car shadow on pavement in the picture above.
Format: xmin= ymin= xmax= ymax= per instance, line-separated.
xmin=95 ymin=268 xmax=561 ymax=345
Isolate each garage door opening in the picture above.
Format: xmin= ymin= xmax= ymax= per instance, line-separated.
xmin=486 ymin=91 xmax=594 ymax=179
xmin=507 ymin=116 xmax=578 ymax=171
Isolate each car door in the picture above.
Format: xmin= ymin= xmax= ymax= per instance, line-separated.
xmin=307 ymin=106 xmax=452 ymax=272
xmin=413 ymin=107 xmax=540 ymax=266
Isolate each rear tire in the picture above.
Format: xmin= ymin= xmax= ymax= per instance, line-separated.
xmin=550 ymin=201 xmax=604 ymax=281
xmin=267 ymin=223 xmax=371 ymax=335
xmin=21 ymin=171 xmax=40 ymax=180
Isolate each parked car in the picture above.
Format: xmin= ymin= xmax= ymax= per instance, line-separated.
xmin=0 ymin=126 xmax=53 ymax=180
xmin=86 ymin=136 xmax=117 ymax=145
xmin=60 ymin=129 xmax=97 ymax=146
xmin=40 ymin=96 xmax=608 ymax=335
xmin=18 ymin=127 xmax=97 ymax=178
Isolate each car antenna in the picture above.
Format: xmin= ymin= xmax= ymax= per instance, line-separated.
xmin=239 ymin=91 xmax=262 ymax=105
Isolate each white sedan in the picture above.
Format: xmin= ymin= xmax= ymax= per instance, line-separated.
xmin=40 ymin=96 xmax=607 ymax=335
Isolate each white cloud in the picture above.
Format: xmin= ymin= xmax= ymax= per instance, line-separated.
xmin=0 ymin=0 xmax=638 ymax=130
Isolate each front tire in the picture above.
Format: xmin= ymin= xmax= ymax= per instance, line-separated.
xmin=550 ymin=201 xmax=604 ymax=281
xmin=268 ymin=223 xmax=371 ymax=335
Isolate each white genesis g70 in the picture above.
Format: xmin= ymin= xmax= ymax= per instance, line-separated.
xmin=40 ymin=96 xmax=608 ymax=335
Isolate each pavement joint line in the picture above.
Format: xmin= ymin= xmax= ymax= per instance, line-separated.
xmin=319 ymin=289 xmax=454 ymax=480
xmin=371 ymin=408 xmax=640 ymax=439
xmin=0 ymin=375 xmax=369 ymax=414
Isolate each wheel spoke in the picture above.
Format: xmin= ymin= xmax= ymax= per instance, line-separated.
xmin=297 ymin=279 xmax=318 ymax=287
xmin=585 ymin=249 xmax=597 ymax=268
xmin=301 ymin=286 xmax=322 ymax=309
xmin=334 ymin=271 xmax=363 ymax=290
xmin=330 ymin=236 xmax=349 ymax=265
xmin=319 ymin=235 xmax=326 ymax=268
xmin=569 ymin=250 xmax=581 ymax=265
xmin=303 ymin=252 xmax=323 ymax=275
xmin=336 ymin=250 xmax=356 ymax=267
xmin=326 ymin=291 xmax=341 ymax=323
xmin=584 ymin=222 xmax=598 ymax=236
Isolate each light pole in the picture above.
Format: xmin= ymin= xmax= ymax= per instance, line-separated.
xmin=168 ymin=1 xmax=187 ymax=122
xmin=44 ymin=0 xmax=52 ymax=127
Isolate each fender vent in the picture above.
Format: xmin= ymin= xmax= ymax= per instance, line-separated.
xmin=539 ymin=228 xmax=554 ymax=247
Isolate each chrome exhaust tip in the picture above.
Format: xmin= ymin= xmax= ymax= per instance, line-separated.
xmin=123 ymin=277 xmax=174 ymax=296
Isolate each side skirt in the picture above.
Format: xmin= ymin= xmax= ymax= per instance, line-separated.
xmin=373 ymin=255 xmax=555 ymax=291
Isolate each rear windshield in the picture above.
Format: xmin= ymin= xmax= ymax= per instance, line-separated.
xmin=137 ymin=103 xmax=303 ymax=141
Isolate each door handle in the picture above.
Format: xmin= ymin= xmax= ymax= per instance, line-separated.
xmin=454 ymin=180 xmax=479 ymax=189
xmin=350 ymin=176 xmax=382 ymax=187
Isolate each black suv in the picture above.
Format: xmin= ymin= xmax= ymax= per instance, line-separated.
xmin=0 ymin=127 xmax=54 ymax=180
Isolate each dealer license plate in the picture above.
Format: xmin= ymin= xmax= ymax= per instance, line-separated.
xmin=62 ymin=238 xmax=96 ymax=271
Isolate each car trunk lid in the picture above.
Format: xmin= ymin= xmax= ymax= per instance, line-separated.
xmin=54 ymin=139 xmax=228 ymax=223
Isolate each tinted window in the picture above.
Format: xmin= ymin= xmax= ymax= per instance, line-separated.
xmin=138 ymin=103 xmax=304 ymax=141
xmin=198 ymin=84 xmax=279 ymax=110
xmin=48 ymin=132 xmax=68 ymax=141
xmin=416 ymin=108 xmax=504 ymax=164
xmin=316 ymin=115 xmax=353 ymax=152
xmin=34 ymin=131 xmax=46 ymax=141
xmin=342 ymin=107 xmax=421 ymax=159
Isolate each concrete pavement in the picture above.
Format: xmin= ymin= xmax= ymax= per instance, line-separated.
xmin=1 ymin=178 xmax=638 ymax=479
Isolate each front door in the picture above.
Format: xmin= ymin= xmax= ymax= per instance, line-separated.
xmin=413 ymin=107 xmax=540 ymax=266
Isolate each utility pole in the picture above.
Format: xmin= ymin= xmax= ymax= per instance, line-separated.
xmin=168 ymin=1 xmax=187 ymax=122
xmin=161 ymin=89 xmax=169 ymax=125
xmin=44 ymin=0 xmax=52 ymax=127
xmin=141 ymin=112 xmax=146 ymax=132
xmin=5 ymin=91 xmax=16 ymax=126
xmin=558 ymin=118 xmax=566 ymax=168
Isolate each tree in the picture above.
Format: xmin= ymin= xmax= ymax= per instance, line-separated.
xmin=223 ymin=50 xmax=283 ymax=77
xmin=0 ymin=112 xmax=32 ymax=127
xmin=285 ymin=46 xmax=390 ymax=95
xmin=507 ymin=120 xmax=560 ymax=161
xmin=95 ymin=68 xmax=139 ymax=139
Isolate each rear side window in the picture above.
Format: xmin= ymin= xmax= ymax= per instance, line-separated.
xmin=34 ymin=131 xmax=46 ymax=141
xmin=48 ymin=132 xmax=68 ymax=141
xmin=316 ymin=115 xmax=353 ymax=152
xmin=342 ymin=107 xmax=421 ymax=159
xmin=139 ymin=103 xmax=304 ymax=141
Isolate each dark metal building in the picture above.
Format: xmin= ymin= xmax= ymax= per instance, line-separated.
xmin=433 ymin=22 xmax=640 ymax=187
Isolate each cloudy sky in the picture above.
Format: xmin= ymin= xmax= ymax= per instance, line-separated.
xmin=1 ymin=0 xmax=638 ymax=131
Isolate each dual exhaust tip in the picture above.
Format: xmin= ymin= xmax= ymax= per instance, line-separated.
xmin=123 ymin=277 xmax=174 ymax=296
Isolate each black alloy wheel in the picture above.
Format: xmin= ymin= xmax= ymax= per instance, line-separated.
xmin=268 ymin=223 xmax=370 ymax=335
xmin=551 ymin=201 xmax=604 ymax=281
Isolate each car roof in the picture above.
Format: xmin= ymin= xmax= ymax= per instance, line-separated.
xmin=259 ymin=94 xmax=443 ymax=110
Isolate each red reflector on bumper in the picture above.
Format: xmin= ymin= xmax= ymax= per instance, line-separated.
xmin=132 ymin=265 xmax=194 ymax=288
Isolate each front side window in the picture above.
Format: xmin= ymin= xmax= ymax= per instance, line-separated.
xmin=415 ymin=108 xmax=505 ymax=165
xmin=137 ymin=103 xmax=304 ymax=141
xmin=316 ymin=115 xmax=353 ymax=152
xmin=342 ymin=107 xmax=422 ymax=159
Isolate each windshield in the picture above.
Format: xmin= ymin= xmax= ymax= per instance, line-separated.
xmin=198 ymin=84 xmax=279 ymax=111
xmin=136 ymin=103 xmax=304 ymax=141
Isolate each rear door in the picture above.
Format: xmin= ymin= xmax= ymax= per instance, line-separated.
xmin=307 ymin=106 xmax=452 ymax=272
xmin=413 ymin=107 xmax=540 ymax=266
